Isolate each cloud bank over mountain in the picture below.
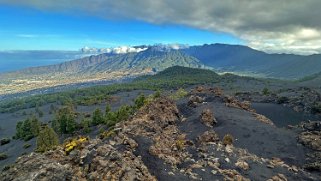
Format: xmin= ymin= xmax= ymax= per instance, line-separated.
xmin=2 ymin=0 xmax=321 ymax=54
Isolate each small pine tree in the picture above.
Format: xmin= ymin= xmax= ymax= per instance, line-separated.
xmin=153 ymin=90 xmax=161 ymax=99
xmin=81 ymin=118 xmax=92 ymax=133
xmin=15 ymin=121 xmax=24 ymax=139
xmin=105 ymin=104 xmax=111 ymax=115
xmin=36 ymin=125 xmax=59 ymax=152
xmin=105 ymin=111 xmax=117 ymax=127
xmin=262 ymin=88 xmax=269 ymax=95
xmin=30 ymin=116 xmax=41 ymax=136
xmin=134 ymin=94 xmax=146 ymax=110
xmin=92 ymin=108 xmax=104 ymax=126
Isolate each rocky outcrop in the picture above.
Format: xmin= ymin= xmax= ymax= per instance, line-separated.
xmin=188 ymin=95 xmax=205 ymax=107
xmin=197 ymin=131 xmax=220 ymax=144
xmin=2 ymin=136 xmax=155 ymax=181
xmin=298 ymin=131 xmax=321 ymax=151
xmin=191 ymin=86 xmax=223 ymax=96
xmin=224 ymin=96 xmax=253 ymax=111
xmin=200 ymin=108 xmax=217 ymax=127
xmin=297 ymin=121 xmax=321 ymax=172
xmin=253 ymin=112 xmax=275 ymax=126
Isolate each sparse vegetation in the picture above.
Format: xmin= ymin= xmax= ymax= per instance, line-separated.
xmin=99 ymin=129 xmax=116 ymax=139
xmin=2 ymin=165 xmax=11 ymax=172
xmin=23 ymin=143 xmax=31 ymax=149
xmin=169 ymin=88 xmax=188 ymax=100
xmin=277 ymin=96 xmax=289 ymax=104
xmin=311 ymin=103 xmax=321 ymax=114
xmin=0 ymin=138 xmax=10 ymax=145
xmin=105 ymin=104 xmax=111 ymax=115
xmin=262 ymin=87 xmax=270 ymax=95
xmin=0 ymin=152 xmax=8 ymax=160
xmin=63 ymin=136 xmax=88 ymax=155
xmin=134 ymin=94 xmax=146 ymax=109
xmin=222 ymin=134 xmax=234 ymax=146
xmin=35 ymin=106 xmax=44 ymax=117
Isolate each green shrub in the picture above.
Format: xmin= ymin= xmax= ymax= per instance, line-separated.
xmin=2 ymin=165 xmax=11 ymax=171
xmin=22 ymin=111 xmax=27 ymax=116
xmin=23 ymin=143 xmax=31 ymax=149
xmin=134 ymin=94 xmax=146 ymax=109
xmin=116 ymin=105 xmax=133 ymax=121
xmin=80 ymin=118 xmax=92 ymax=133
xmin=92 ymin=108 xmax=104 ymax=126
xmin=23 ymin=134 xmax=34 ymax=141
xmin=98 ymin=127 xmax=105 ymax=134
xmin=0 ymin=152 xmax=8 ymax=160
xmin=99 ymin=129 xmax=115 ymax=139
xmin=170 ymin=88 xmax=188 ymax=100
xmin=0 ymin=138 xmax=10 ymax=145
xmin=277 ymin=96 xmax=289 ymax=104
xmin=311 ymin=103 xmax=321 ymax=114
xmin=262 ymin=88 xmax=270 ymax=95
xmin=35 ymin=106 xmax=44 ymax=117
xmin=105 ymin=104 xmax=111 ymax=115
xmin=153 ymin=90 xmax=162 ymax=99
xmin=105 ymin=111 xmax=118 ymax=127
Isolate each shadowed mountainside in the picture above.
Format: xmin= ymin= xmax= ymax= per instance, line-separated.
xmin=183 ymin=44 xmax=321 ymax=79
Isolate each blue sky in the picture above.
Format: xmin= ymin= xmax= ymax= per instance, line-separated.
xmin=0 ymin=4 xmax=242 ymax=50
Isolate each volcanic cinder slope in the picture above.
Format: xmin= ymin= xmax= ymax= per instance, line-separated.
xmin=1 ymin=86 xmax=320 ymax=181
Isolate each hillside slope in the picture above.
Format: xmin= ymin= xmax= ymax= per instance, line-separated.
xmin=0 ymin=49 xmax=205 ymax=95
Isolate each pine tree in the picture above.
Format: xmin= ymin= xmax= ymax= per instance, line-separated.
xmin=30 ymin=116 xmax=40 ymax=136
xmin=105 ymin=111 xmax=117 ymax=127
xmin=52 ymin=106 xmax=77 ymax=134
xmin=134 ymin=94 xmax=146 ymax=110
xmin=36 ymin=125 xmax=59 ymax=152
xmin=92 ymin=108 xmax=104 ymax=126
xmin=105 ymin=104 xmax=111 ymax=115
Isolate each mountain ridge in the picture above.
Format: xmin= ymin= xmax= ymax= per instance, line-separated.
xmin=1 ymin=43 xmax=321 ymax=95
xmin=182 ymin=44 xmax=321 ymax=79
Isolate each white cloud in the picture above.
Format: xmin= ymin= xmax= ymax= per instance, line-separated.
xmin=81 ymin=46 xmax=148 ymax=54
xmin=16 ymin=34 xmax=38 ymax=38
xmin=3 ymin=0 xmax=321 ymax=54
